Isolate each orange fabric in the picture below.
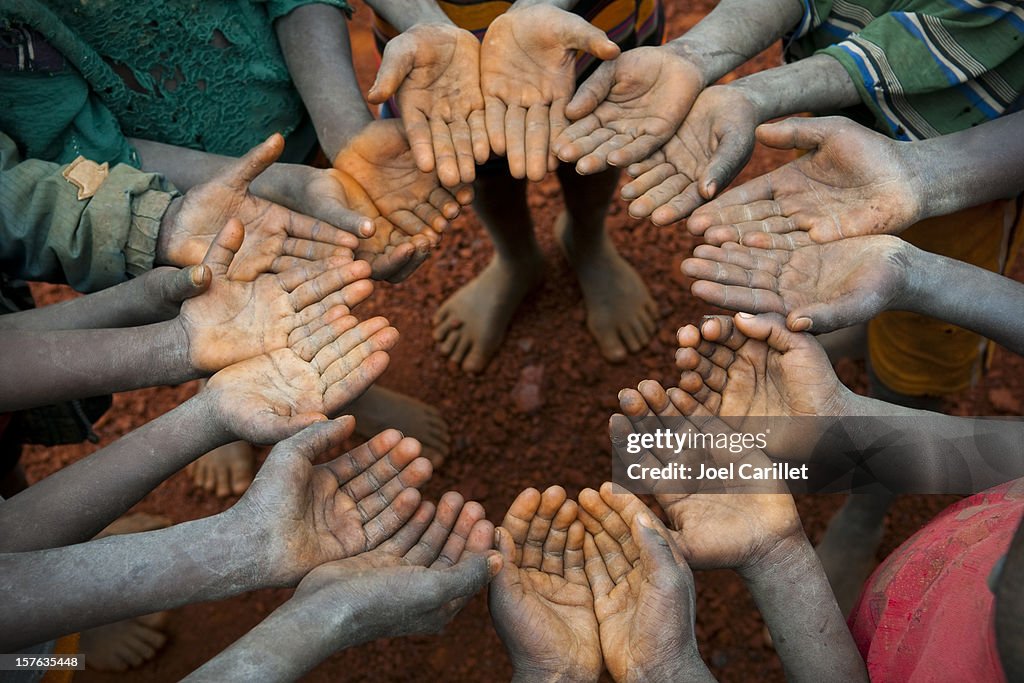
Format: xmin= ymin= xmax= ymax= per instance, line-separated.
xmin=868 ymin=196 xmax=1024 ymax=396
xmin=39 ymin=632 xmax=80 ymax=683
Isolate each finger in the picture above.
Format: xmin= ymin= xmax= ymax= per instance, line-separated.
xmin=607 ymin=133 xmax=670 ymax=169
xmin=554 ymin=114 xmax=604 ymax=162
xmin=324 ymin=427 xmax=405 ymax=481
xmin=428 ymin=185 xmax=462 ymax=222
xmin=285 ymin=217 xmax=360 ymax=249
xmin=504 ymin=104 xmax=528 ymax=179
xmin=347 ymin=448 xmax=432 ymax=523
xmin=583 ymin=532 xmax=615 ymax=598
xmin=322 ymin=350 xmax=392 ymax=412
xmin=755 ymin=117 xmax=834 ymax=151
xmin=540 ymin=498 xmax=578 ymax=575
xmin=448 ymin=118 xmax=478 ymax=186
xmin=363 ymin=486 xmax=423 ymax=550
xmin=319 ymin=325 xmax=400 ymax=386
xmin=633 ymin=511 xmax=687 ymax=580
xmin=690 ymin=281 xmax=786 ymax=314
xmin=432 ymin=500 xmax=487 ymax=569
xmin=558 ymin=15 xmax=619 ymax=60
xmin=432 ymin=117 xmax=461 ymax=188
xmin=162 ymin=265 xmax=211 ymax=304
xmin=403 ymin=491 xmax=465 ymax=566
xmin=687 ymin=175 xmax=774 ymax=235
xmin=201 ymin=219 xmax=245 ymax=276
xmin=468 ymin=109 xmax=491 ymax=165
xmin=501 ymin=488 xmax=541 ymax=566
xmin=522 ymin=486 xmax=568 ymax=570
xmin=484 ymin=96 xmax=508 ymax=157
xmin=287 ymin=259 xmax=371 ymax=311
xmin=564 ymin=60 xmax=614 ymax=121
xmin=291 ymin=314 xmax=356 ymax=362
xmin=621 ymin=162 xmax=678 ymax=204
xmin=525 ymin=104 xmax=550 ymax=182
xmin=699 ymin=130 xmax=755 ymax=200
xmin=651 ymin=182 xmax=707 ymax=225
xmin=368 ymin=36 xmax=416 ymax=103
xmin=378 ymin=500 xmax=437 ymax=556
xmin=291 ymin=280 xmax=374 ymax=332
xmin=547 ymin=98 xmax=568 ymax=174
xmin=435 ymin=551 xmax=501 ymax=604
xmin=310 ymin=315 xmax=391 ymax=373
xmin=217 ymin=133 xmax=284 ymax=191
xmin=269 ymin=416 xmax=357 ymax=464
xmin=563 ymin=520 xmax=588 ymax=586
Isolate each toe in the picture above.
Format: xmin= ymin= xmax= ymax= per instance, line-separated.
xmin=438 ymin=329 xmax=462 ymax=356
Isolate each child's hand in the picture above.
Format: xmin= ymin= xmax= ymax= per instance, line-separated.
xmin=368 ymin=24 xmax=488 ymax=187
xmin=480 ymin=5 xmax=619 ymax=181
xmin=335 ymin=120 xmax=469 ymax=239
xmin=555 ymin=46 xmax=705 ymax=175
xmin=204 ymin=311 xmax=397 ymax=444
xmin=123 ymin=264 xmax=212 ymax=322
xmin=489 ymin=486 xmax=602 ymax=683
xmin=682 ymin=237 xmax=911 ymax=333
xmin=156 ymin=135 xmax=359 ymax=278
xmin=229 ymin=419 xmax=432 ymax=584
xmin=291 ymin=491 xmax=500 ymax=642
xmin=688 ymin=116 xmax=922 ymax=245
xmin=621 ymin=84 xmax=759 ymax=224
xmin=578 ymin=488 xmax=710 ymax=683
xmin=178 ymin=219 xmax=373 ymax=373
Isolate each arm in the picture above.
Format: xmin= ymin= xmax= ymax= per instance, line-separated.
xmin=187 ymin=495 xmax=498 ymax=682
xmin=363 ymin=0 xmax=452 ymax=32
xmin=0 ymin=418 xmax=435 ymax=651
xmin=995 ymin=517 xmax=1024 ymax=680
xmin=275 ymin=4 xmax=373 ymax=161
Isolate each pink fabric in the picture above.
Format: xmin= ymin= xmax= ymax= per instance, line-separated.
xmin=848 ymin=480 xmax=1024 ymax=682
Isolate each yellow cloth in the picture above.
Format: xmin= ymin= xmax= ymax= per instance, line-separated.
xmin=868 ymin=196 xmax=1024 ymax=396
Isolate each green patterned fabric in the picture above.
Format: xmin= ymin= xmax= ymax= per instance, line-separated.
xmin=0 ymin=0 xmax=351 ymax=166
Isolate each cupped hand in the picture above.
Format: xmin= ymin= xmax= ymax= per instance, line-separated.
xmin=489 ymin=486 xmax=602 ymax=683
xmin=687 ymin=116 xmax=922 ymax=246
xmin=621 ymin=84 xmax=759 ymax=224
xmin=157 ymin=134 xmax=359 ymax=279
xmin=578 ymin=485 xmax=708 ymax=682
xmin=681 ymin=237 xmax=911 ymax=332
xmin=205 ymin=311 xmax=398 ymax=443
xmin=335 ymin=119 xmax=469 ymax=241
xmin=480 ymin=4 xmax=620 ymax=181
xmin=178 ymin=219 xmax=374 ymax=373
xmin=555 ymin=46 xmax=704 ymax=175
xmin=615 ymin=383 xmax=804 ymax=571
xmin=293 ymin=490 xmax=500 ymax=642
xmin=231 ymin=419 xmax=433 ymax=584
xmin=368 ymin=23 xmax=489 ymax=187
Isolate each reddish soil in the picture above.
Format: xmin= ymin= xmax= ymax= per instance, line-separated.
xmin=19 ymin=2 xmax=1024 ymax=682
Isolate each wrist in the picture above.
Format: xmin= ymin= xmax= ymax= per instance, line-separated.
xmin=629 ymin=646 xmax=713 ymax=683
xmin=150 ymin=318 xmax=200 ymax=384
xmin=155 ymin=196 xmax=184 ymax=265
xmin=737 ymin=529 xmax=809 ymax=584
xmin=511 ymin=668 xmax=596 ymax=683
xmin=187 ymin=385 xmax=238 ymax=447
xmin=901 ymin=139 xmax=944 ymax=222
xmin=660 ymin=40 xmax=712 ymax=89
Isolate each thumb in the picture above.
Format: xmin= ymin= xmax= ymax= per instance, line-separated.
xmin=633 ymin=511 xmax=684 ymax=576
xmin=732 ymin=311 xmax=800 ymax=354
xmin=437 ymin=551 xmax=503 ymax=602
xmin=163 ymin=264 xmax=211 ymax=303
xmin=565 ymin=59 xmax=614 ymax=120
xmin=787 ymin=298 xmax=860 ymax=334
xmin=755 ymin=118 xmax=832 ymax=152
xmin=201 ymin=219 xmax=245 ymax=276
xmin=266 ymin=414 xmax=354 ymax=457
xmin=218 ymin=133 xmax=284 ymax=190
xmin=700 ymin=130 xmax=754 ymax=200
xmin=368 ymin=37 xmax=416 ymax=104
xmin=558 ymin=14 xmax=620 ymax=60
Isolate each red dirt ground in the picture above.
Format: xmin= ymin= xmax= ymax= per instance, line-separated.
xmin=20 ymin=2 xmax=1024 ymax=681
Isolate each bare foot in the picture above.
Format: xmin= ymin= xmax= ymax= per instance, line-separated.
xmin=433 ymin=254 xmax=544 ymax=373
xmin=554 ymin=212 xmax=657 ymax=362
xmin=186 ymin=440 xmax=256 ymax=498
xmin=81 ymin=612 xmax=168 ymax=672
xmin=347 ymin=385 xmax=451 ymax=468
xmin=85 ymin=514 xmax=172 ymax=672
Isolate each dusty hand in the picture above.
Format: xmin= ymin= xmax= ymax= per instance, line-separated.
xmin=621 ymin=84 xmax=759 ymax=224
xmin=687 ymin=116 xmax=922 ymax=246
xmin=489 ymin=486 xmax=602 ymax=682
xmin=555 ymin=46 xmax=704 ymax=175
xmin=134 ymin=264 xmax=212 ymax=322
xmin=682 ymin=237 xmax=912 ymax=332
xmin=231 ymin=419 xmax=432 ymax=584
xmin=157 ymin=134 xmax=358 ymax=279
xmin=578 ymin=486 xmax=707 ymax=682
xmin=204 ymin=309 xmax=398 ymax=443
xmin=368 ymin=23 xmax=489 ymax=187
xmin=335 ymin=119 xmax=469 ymax=240
xmin=615 ymin=382 xmax=803 ymax=571
xmin=293 ymin=490 xmax=500 ymax=642
xmin=480 ymin=4 xmax=620 ymax=181
xmin=178 ymin=219 xmax=373 ymax=373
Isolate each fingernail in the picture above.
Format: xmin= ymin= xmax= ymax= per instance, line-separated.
xmin=494 ymin=528 xmax=502 ymax=546
xmin=189 ymin=266 xmax=205 ymax=286
xmin=737 ymin=312 xmax=755 ymax=319
xmin=792 ymin=317 xmax=813 ymax=332
xmin=637 ymin=513 xmax=653 ymax=528
xmin=486 ymin=552 xmax=502 ymax=576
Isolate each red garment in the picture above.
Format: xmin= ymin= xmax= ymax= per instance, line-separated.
xmin=849 ymin=480 xmax=1023 ymax=682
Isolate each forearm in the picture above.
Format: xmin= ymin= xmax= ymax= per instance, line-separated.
xmin=509 ymin=0 xmax=580 ymax=11
xmin=728 ymin=54 xmax=861 ymax=122
xmin=0 ymin=394 xmax=232 ymax=552
xmin=741 ymin=534 xmax=867 ymax=683
xmin=0 ymin=321 xmax=194 ymax=411
xmin=900 ymin=246 xmax=1024 ymax=356
xmin=187 ymin=596 xmax=357 ymax=682
xmin=907 ymin=111 xmax=1024 ymax=220
xmin=364 ymin=0 xmax=453 ymax=31
xmin=0 ymin=510 xmax=268 ymax=651
xmin=276 ymin=4 xmax=374 ymax=160
xmin=664 ymin=0 xmax=805 ymax=85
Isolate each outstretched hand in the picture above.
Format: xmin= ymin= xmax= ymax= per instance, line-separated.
xmin=621 ymin=85 xmax=759 ymax=224
xmin=204 ymin=309 xmax=398 ymax=443
xmin=293 ymin=490 xmax=499 ymax=642
xmin=687 ymin=116 xmax=923 ymax=246
xmin=682 ymin=237 xmax=912 ymax=332
xmin=231 ymin=419 xmax=433 ymax=585
xmin=555 ymin=46 xmax=704 ymax=175
xmin=178 ymin=219 xmax=374 ymax=373
xmin=368 ymin=23 xmax=489 ymax=187
xmin=156 ymin=134 xmax=359 ymax=279
xmin=578 ymin=486 xmax=709 ymax=682
xmin=480 ymin=4 xmax=620 ymax=181
xmin=490 ymin=486 xmax=602 ymax=683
